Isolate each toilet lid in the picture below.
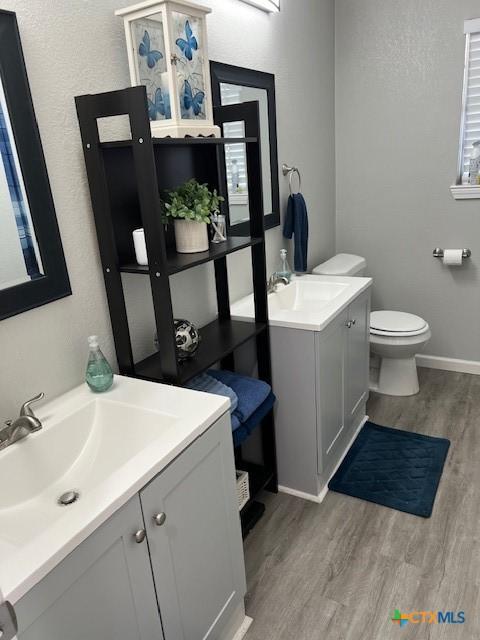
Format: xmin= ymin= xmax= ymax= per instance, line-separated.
xmin=370 ymin=311 xmax=427 ymax=335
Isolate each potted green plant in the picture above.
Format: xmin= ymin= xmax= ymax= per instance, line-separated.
xmin=163 ymin=179 xmax=224 ymax=254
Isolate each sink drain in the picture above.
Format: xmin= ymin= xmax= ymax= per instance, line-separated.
xmin=58 ymin=490 xmax=80 ymax=506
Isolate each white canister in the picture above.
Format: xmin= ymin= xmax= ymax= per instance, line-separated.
xmin=174 ymin=220 xmax=209 ymax=254
xmin=132 ymin=228 xmax=148 ymax=265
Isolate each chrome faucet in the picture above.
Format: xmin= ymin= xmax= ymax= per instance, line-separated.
xmin=267 ymin=274 xmax=289 ymax=294
xmin=0 ymin=393 xmax=45 ymax=451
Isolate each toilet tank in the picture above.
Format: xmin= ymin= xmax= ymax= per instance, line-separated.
xmin=312 ymin=253 xmax=366 ymax=277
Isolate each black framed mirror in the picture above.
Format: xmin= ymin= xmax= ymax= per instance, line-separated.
xmin=0 ymin=10 xmax=70 ymax=321
xmin=210 ymin=61 xmax=280 ymax=235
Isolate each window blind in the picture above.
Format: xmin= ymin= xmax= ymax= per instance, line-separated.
xmin=458 ymin=19 xmax=480 ymax=180
xmin=223 ymin=121 xmax=248 ymax=196
xmin=220 ymin=85 xmax=249 ymax=196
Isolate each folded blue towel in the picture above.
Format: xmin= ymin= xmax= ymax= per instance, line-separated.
xmin=208 ymin=370 xmax=271 ymax=424
xmin=185 ymin=373 xmax=238 ymax=414
xmin=283 ymin=193 xmax=309 ymax=272
xmin=232 ymin=391 xmax=276 ymax=448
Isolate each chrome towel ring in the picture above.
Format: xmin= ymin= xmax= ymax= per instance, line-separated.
xmin=282 ymin=163 xmax=301 ymax=195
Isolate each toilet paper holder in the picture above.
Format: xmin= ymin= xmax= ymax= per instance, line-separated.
xmin=433 ymin=248 xmax=471 ymax=259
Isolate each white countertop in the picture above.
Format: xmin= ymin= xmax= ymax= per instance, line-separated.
xmin=0 ymin=376 xmax=229 ymax=604
xmin=231 ymin=274 xmax=372 ymax=331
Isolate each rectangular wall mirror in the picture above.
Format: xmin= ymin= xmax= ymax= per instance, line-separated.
xmin=210 ymin=62 xmax=280 ymax=234
xmin=0 ymin=10 xmax=70 ymax=320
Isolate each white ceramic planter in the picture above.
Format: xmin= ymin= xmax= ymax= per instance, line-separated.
xmin=132 ymin=228 xmax=148 ymax=265
xmin=174 ymin=220 xmax=209 ymax=253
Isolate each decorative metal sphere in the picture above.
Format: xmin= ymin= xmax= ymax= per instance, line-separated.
xmin=154 ymin=319 xmax=200 ymax=361
xmin=174 ymin=319 xmax=200 ymax=360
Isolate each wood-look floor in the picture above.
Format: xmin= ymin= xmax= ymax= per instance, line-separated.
xmin=243 ymin=368 xmax=480 ymax=640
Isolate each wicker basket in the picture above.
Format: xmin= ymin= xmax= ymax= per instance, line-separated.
xmin=236 ymin=470 xmax=250 ymax=511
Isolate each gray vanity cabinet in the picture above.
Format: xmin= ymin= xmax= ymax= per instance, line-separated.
xmin=15 ymin=496 xmax=162 ymax=640
xmin=316 ymin=289 xmax=370 ymax=475
xmin=315 ymin=309 xmax=348 ymax=473
xmin=271 ymin=286 xmax=371 ymax=499
xmin=14 ymin=415 xmax=246 ymax=640
xmin=344 ymin=290 xmax=370 ymax=430
xmin=140 ymin=416 xmax=247 ymax=640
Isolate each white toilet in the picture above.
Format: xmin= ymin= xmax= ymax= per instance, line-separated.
xmin=312 ymin=254 xmax=431 ymax=396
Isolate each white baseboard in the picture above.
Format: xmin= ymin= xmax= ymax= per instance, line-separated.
xmin=278 ymin=414 xmax=368 ymax=504
xmin=416 ymin=354 xmax=480 ymax=375
xmin=278 ymin=485 xmax=325 ymax=503
xmin=232 ymin=616 xmax=253 ymax=640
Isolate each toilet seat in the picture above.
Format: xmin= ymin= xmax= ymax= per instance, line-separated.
xmin=370 ymin=311 xmax=429 ymax=337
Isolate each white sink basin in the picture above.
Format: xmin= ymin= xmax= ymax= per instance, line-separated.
xmin=0 ymin=376 xmax=229 ymax=603
xmin=269 ymin=279 xmax=349 ymax=313
xmin=232 ymin=274 xmax=372 ymax=331
xmin=0 ymin=400 xmax=177 ymax=512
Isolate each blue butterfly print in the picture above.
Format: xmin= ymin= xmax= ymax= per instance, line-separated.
xmin=138 ymin=30 xmax=163 ymax=69
xmin=176 ymin=20 xmax=198 ymax=61
xmin=183 ymin=80 xmax=205 ymax=116
xmin=148 ymin=88 xmax=171 ymax=120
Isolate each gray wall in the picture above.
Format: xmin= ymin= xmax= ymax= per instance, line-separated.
xmin=336 ymin=0 xmax=480 ymax=361
xmin=0 ymin=0 xmax=335 ymax=419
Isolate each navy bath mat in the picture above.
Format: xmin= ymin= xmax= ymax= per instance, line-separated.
xmin=328 ymin=422 xmax=450 ymax=518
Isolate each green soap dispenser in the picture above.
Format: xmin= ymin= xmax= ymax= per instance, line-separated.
xmin=85 ymin=335 xmax=114 ymax=392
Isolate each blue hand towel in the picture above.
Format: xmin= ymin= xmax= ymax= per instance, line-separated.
xmin=208 ymin=370 xmax=271 ymax=424
xmin=283 ymin=193 xmax=309 ymax=272
xmin=185 ymin=373 xmax=238 ymax=414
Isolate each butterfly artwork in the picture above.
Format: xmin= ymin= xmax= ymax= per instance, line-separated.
xmin=175 ymin=20 xmax=198 ymax=61
xmin=138 ymin=30 xmax=163 ymax=69
xmin=182 ymin=79 xmax=205 ymax=117
xmin=148 ymin=87 xmax=171 ymax=120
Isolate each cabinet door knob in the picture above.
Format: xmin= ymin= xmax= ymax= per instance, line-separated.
xmin=153 ymin=512 xmax=167 ymax=526
xmin=134 ymin=528 xmax=146 ymax=543
xmin=345 ymin=320 xmax=352 ymax=328
xmin=351 ymin=318 xmax=356 ymax=326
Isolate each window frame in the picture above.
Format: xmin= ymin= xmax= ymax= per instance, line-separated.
xmin=451 ymin=18 xmax=480 ymax=199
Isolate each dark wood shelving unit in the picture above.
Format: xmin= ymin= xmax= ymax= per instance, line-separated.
xmin=120 ymin=236 xmax=263 ymax=275
xmin=76 ymin=86 xmax=277 ymax=535
xmin=136 ymin=318 xmax=267 ymax=385
xmin=239 ymin=461 xmax=275 ymax=498
xmin=100 ymin=136 xmax=258 ymax=149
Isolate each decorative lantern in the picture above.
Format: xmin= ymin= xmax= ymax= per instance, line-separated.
xmin=116 ymin=0 xmax=220 ymax=138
